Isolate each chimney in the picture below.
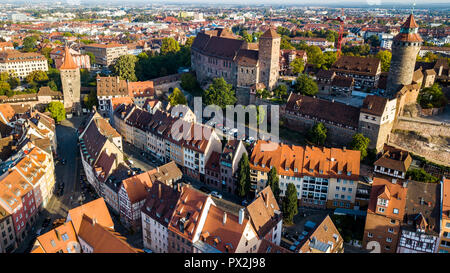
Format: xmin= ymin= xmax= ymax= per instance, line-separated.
xmin=158 ymin=183 xmax=162 ymax=199
xmin=343 ymin=146 xmax=346 ymax=152
xmin=92 ymin=217 xmax=97 ymax=226
xmin=239 ymin=208 xmax=245 ymax=225
xmin=223 ymin=212 xmax=227 ymax=225
xmin=265 ymin=193 xmax=269 ymax=208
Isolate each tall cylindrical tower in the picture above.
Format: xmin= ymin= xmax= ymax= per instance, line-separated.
xmin=386 ymin=14 xmax=422 ymax=97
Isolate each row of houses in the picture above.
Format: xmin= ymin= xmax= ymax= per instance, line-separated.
xmin=0 ymin=104 xmax=57 ymax=253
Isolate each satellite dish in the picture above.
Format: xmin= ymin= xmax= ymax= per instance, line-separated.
xmin=67 ymin=241 xmax=81 ymax=253
xmin=366 ymin=240 xmax=381 ymax=253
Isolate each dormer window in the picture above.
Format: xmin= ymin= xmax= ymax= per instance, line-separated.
xmin=347 ymin=171 xmax=351 ymax=176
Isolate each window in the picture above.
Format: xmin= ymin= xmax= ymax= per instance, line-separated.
xmin=388 ymin=228 xmax=394 ymax=233
xmin=378 ymin=207 xmax=385 ymax=213
xmin=390 ymin=219 xmax=396 ymax=224
xmin=393 ymin=208 xmax=399 ymax=214
xmin=368 ymin=232 xmax=373 ymax=238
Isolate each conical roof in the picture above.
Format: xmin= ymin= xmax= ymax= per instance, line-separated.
xmin=401 ymin=14 xmax=419 ymax=29
xmin=60 ymin=46 xmax=78 ymax=70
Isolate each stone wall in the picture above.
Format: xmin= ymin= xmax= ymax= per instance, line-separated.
xmin=387 ymin=43 xmax=421 ymax=95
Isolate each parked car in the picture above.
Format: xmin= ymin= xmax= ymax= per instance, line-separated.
xmin=241 ymin=200 xmax=248 ymax=206
xmin=211 ymin=191 xmax=222 ymax=199
xmin=143 ymin=248 xmax=153 ymax=253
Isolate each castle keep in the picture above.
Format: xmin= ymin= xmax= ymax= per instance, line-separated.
xmin=191 ymin=28 xmax=280 ymax=103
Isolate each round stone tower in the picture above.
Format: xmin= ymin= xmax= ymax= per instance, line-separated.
xmin=386 ymin=14 xmax=422 ymax=97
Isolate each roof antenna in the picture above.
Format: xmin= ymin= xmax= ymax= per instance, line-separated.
xmin=412 ymin=0 xmax=416 ymax=14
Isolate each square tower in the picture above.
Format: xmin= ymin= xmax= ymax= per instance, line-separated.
xmin=258 ymin=28 xmax=281 ymax=91
xmin=60 ymin=47 xmax=81 ymax=111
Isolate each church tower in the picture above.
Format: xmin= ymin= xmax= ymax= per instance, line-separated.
xmin=60 ymin=47 xmax=81 ymax=112
xmin=258 ymin=28 xmax=280 ymax=91
xmin=386 ymin=14 xmax=422 ymax=97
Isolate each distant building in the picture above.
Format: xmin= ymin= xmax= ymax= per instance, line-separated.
xmin=0 ymin=50 xmax=48 ymax=80
xmin=83 ymin=43 xmax=128 ymax=66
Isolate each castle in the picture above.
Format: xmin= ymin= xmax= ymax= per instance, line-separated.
xmin=191 ymin=28 xmax=280 ymax=104
xmin=285 ymin=14 xmax=430 ymax=151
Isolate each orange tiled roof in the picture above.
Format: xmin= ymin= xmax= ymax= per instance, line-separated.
xmin=59 ymin=46 xmax=78 ymax=70
xmin=0 ymin=169 xmax=33 ymax=212
xmin=0 ymin=104 xmax=15 ymax=123
xmin=246 ymin=186 xmax=281 ymax=237
xmin=367 ymin=176 xmax=408 ymax=220
xmin=33 ymin=221 xmax=78 ymax=253
xmin=122 ymin=169 xmax=157 ymax=204
xmin=169 ymin=185 xmax=209 ymax=241
xmin=77 ymin=215 xmax=139 ymax=253
xmin=443 ymin=178 xmax=450 ymax=220
xmin=67 ymin=198 xmax=114 ymax=233
xmin=200 ymin=205 xmax=248 ymax=253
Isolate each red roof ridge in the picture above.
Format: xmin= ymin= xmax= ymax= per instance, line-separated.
xmin=59 ymin=46 xmax=78 ymax=70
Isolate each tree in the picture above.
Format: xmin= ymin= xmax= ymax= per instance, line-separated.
xmin=168 ymin=87 xmax=187 ymax=106
xmin=323 ymin=51 xmax=337 ymax=70
xmin=282 ymin=183 xmax=298 ymax=224
xmin=161 ymin=37 xmax=180 ymax=55
xmin=366 ymin=35 xmax=381 ymax=47
xmin=8 ymin=77 xmax=20 ymax=90
xmin=180 ymin=72 xmax=202 ymax=96
xmin=376 ymin=50 xmax=392 ymax=72
xmin=267 ymin=167 xmax=280 ymax=201
xmin=236 ymin=153 xmax=251 ymax=198
xmin=83 ymin=89 xmax=98 ymax=110
xmin=203 ymin=77 xmax=237 ymax=108
xmin=25 ymin=70 xmax=48 ymax=84
xmin=305 ymin=45 xmax=325 ymax=68
xmin=349 ymin=133 xmax=370 ymax=160
xmin=256 ymin=88 xmax=271 ymax=99
xmin=280 ymin=36 xmax=295 ymax=50
xmin=0 ymin=81 xmax=11 ymax=96
xmin=86 ymin=52 xmax=95 ymax=64
xmin=290 ymin=58 xmax=304 ymax=75
xmin=418 ymin=83 xmax=447 ymax=109
xmin=46 ymin=101 xmax=66 ymax=123
xmin=294 ymin=74 xmax=318 ymax=96
xmin=308 ymin=122 xmax=327 ymax=146
xmin=273 ymin=84 xmax=288 ymax=100
xmin=406 ymin=168 xmax=439 ymax=183
xmin=113 ymin=55 xmax=138 ymax=81
xmin=22 ymin=36 xmax=37 ymax=52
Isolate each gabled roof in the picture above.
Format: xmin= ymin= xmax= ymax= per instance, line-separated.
xmin=297 ymin=215 xmax=342 ymax=253
xmin=401 ymin=14 xmax=419 ymax=29
xmin=67 ymin=198 xmax=114 ymax=233
xmin=32 ymin=221 xmax=78 ymax=253
xmin=246 ymin=186 xmax=281 ymax=238
xmin=141 ymin=181 xmax=180 ymax=228
xmin=77 ymin=215 xmax=139 ymax=253
xmin=360 ymin=95 xmax=388 ymax=116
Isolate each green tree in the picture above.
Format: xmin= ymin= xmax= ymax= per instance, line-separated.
xmin=323 ymin=51 xmax=337 ymax=70
xmin=25 ymin=70 xmax=48 ymax=84
xmin=22 ymin=36 xmax=37 ymax=52
xmin=113 ymin=55 xmax=138 ymax=81
xmin=267 ymin=167 xmax=281 ymax=201
xmin=280 ymin=36 xmax=295 ymax=50
xmin=168 ymin=87 xmax=187 ymax=106
xmin=282 ymin=183 xmax=298 ymax=224
xmin=406 ymin=168 xmax=439 ymax=183
xmin=308 ymin=122 xmax=327 ymax=146
xmin=86 ymin=52 xmax=95 ymax=64
xmin=366 ymin=35 xmax=381 ymax=47
xmin=418 ymin=83 xmax=447 ymax=109
xmin=8 ymin=77 xmax=20 ymax=90
xmin=294 ymin=74 xmax=318 ymax=96
xmin=83 ymin=89 xmax=98 ymax=110
xmin=236 ymin=153 xmax=251 ymax=198
xmin=256 ymin=88 xmax=271 ymax=99
xmin=349 ymin=133 xmax=370 ymax=160
xmin=376 ymin=50 xmax=392 ymax=72
xmin=305 ymin=45 xmax=325 ymax=68
xmin=203 ymin=77 xmax=237 ymax=108
xmin=290 ymin=58 xmax=305 ymax=75
xmin=0 ymin=81 xmax=11 ymax=96
xmin=273 ymin=84 xmax=288 ymax=100
xmin=46 ymin=101 xmax=66 ymax=123
xmin=180 ymin=72 xmax=202 ymax=96
xmin=161 ymin=37 xmax=180 ymax=55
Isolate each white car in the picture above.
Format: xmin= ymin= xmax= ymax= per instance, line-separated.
xmin=211 ymin=191 xmax=222 ymax=199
